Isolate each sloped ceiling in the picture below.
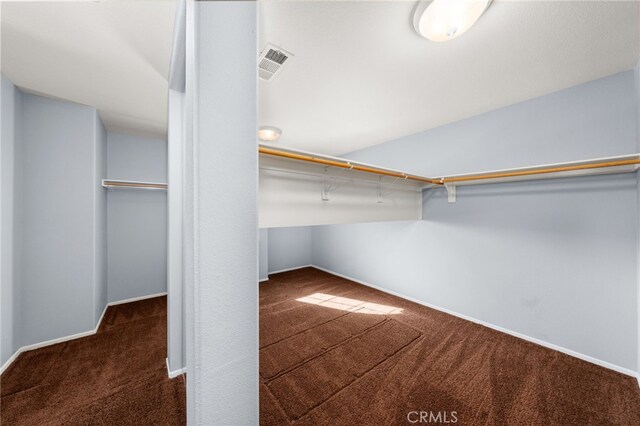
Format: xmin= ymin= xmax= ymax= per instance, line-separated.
xmin=1 ymin=0 xmax=177 ymax=139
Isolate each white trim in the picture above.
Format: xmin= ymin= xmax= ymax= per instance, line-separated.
xmin=95 ymin=302 xmax=109 ymax=332
xmin=1 ymin=327 xmax=99 ymax=374
xmin=259 ymin=278 xmax=269 ymax=282
xmin=1 ymin=349 xmax=23 ymax=375
xmin=107 ymin=292 xmax=167 ymax=306
xmin=267 ymin=264 xmax=313 ymax=275
xmin=309 ymin=265 xmax=638 ymax=379
xmin=1 ymin=293 xmax=167 ymax=374
xmin=166 ymin=357 xmax=186 ymax=379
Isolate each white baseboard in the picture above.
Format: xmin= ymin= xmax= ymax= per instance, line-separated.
xmin=259 ymin=278 xmax=269 ymax=283
xmin=108 ymin=292 xmax=167 ymax=306
xmin=1 ymin=292 xmax=167 ymax=375
xmin=166 ymin=358 xmax=186 ymax=379
xmin=310 ymin=265 xmax=638 ymax=379
xmin=267 ymin=264 xmax=313 ymax=275
xmin=1 ymin=326 xmax=100 ymax=375
xmin=0 ymin=348 xmax=23 ymax=375
xmin=96 ymin=302 xmax=109 ymax=331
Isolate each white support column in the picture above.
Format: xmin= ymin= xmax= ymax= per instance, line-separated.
xmin=185 ymin=1 xmax=258 ymax=423
xmin=167 ymin=88 xmax=184 ymax=376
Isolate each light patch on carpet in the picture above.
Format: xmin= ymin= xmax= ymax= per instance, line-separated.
xmin=296 ymin=292 xmax=402 ymax=315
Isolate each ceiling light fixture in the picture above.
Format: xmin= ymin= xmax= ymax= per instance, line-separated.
xmin=413 ymin=0 xmax=492 ymax=42
xmin=258 ymin=126 xmax=282 ymax=142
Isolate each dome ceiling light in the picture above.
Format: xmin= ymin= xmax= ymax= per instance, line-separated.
xmin=258 ymin=126 xmax=282 ymax=142
xmin=413 ymin=0 xmax=492 ymax=42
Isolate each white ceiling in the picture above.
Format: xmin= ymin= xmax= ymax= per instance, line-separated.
xmin=1 ymin=0 xmax=177 ymax=139
xmin=259 ymin=1 xmax=640 ymax=155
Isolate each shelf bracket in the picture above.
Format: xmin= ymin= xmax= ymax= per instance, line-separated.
xmin=321 ymin=168 xmax=330 ymax=201
xmin=444 ymin=182 xmax=456 ymax=203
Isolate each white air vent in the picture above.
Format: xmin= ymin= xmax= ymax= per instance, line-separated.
xmin=259 ymin=44 xmax=293 ymax=83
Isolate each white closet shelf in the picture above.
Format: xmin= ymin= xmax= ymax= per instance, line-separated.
xmin=102 ymin=179 xmax=167 ymax=190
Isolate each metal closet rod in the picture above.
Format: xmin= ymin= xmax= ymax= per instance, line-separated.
xmin=102 ymin=180 xmax=167 ymax=190
xmin=259 ymin=146 xmax=640 ymax=186
xmin=258 ymin=146 xmax=442 ymax=185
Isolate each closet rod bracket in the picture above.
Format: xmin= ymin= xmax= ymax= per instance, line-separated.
xmin=444 ymin=182 xmax=456 ymax=203
xmin=321 ymin=168 xmax=330 ymax=201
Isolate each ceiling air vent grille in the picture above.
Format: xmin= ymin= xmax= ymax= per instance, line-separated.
xmin=259 ymin=44 xmax=293 ymax=83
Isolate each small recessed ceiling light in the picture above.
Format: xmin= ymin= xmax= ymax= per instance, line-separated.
xmin=258 ymin=126 xmax=282 ymax=142
xmin=413 ymin=0 xmax=492 ymax=42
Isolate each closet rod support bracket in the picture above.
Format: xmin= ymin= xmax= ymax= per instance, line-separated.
xmin=444 ymin=182 xmax=456 ymax=203
xmin=321 ymin=168 xmax=330 ymax=201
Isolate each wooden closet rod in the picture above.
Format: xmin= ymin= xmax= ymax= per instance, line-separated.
xmin=259 ymin=146 xmax=442 ymax=185
xmin=439 ymin=158 xmax=640 ymax=184
xmin=259 ymin=146 xmax=640 ymax=186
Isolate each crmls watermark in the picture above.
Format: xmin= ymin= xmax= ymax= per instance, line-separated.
xmin=407 ymin=411 xmax=458 ymax=424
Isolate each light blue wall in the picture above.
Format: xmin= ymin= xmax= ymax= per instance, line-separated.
xmin=19 ymin=93 xmax=103 ymax=347
xmin=167 ymin=89 xmax=185 ymax=373
xmin=1 ymin=75 xmax=22 ymax=366
xmin=94 ymin=114 xmax=107 ymax=323
xmin=345 ymin=70 xmax=637 ymax=176
xmin=313 ymin=175 xmax=637 ymax=370
xmin=635 ymin=64 xmax=640 ymax=376
xmin=268 ymin=226 xmax=312 ymax=273
xmin=637 ymin=171 xmax=640 ymax=375
xmin=106 ymin=132 xmax=167 ymax=302
xmin=259 ymin=228 xmax=269 ymax=280
xmin=107 ymin=132 xmax=167 ymax=181
xmin=311 ymin=70 xmax=639 ymax=371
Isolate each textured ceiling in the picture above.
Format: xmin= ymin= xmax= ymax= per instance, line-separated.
xmin=1 ymin=1 xmax=177 ymax=139
xmin=259 ymin=1 xmax=639 ymax=155
xmin=2 ymin=1 xmax=637 ymax=145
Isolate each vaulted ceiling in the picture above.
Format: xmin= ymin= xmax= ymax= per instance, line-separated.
xmin=259 ymin=1 xmax=640 ymax=155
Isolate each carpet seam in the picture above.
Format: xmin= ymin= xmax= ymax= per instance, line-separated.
xmin=263 ymin=317 xmax=390 ymax=382
xmin=262 ymin=382 xmax=293 ymax=425
xmin=260 ymin=268 xmax=640 ymax=425
xmin=287 ymin=330 xmax=423 ymax=421
xmin=260 ymin=311 xmax=354 ymax=350
xmin=261 ymin=288 xmax=402 ymax=350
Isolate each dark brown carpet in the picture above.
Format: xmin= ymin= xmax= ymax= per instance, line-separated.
xmin=259 ymin=267 xmax=640 ymax=425
xmin=1 ymin=296 xmax=186 ymax=425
